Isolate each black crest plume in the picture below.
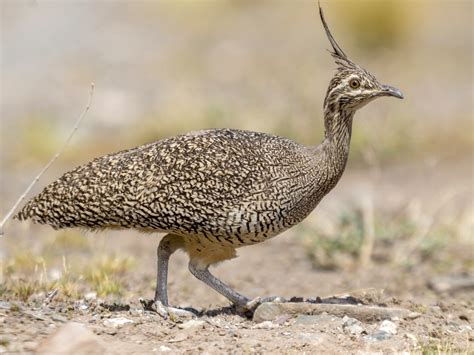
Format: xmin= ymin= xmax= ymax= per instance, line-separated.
xmin=319 ymin=3 xmax=349 ymax=62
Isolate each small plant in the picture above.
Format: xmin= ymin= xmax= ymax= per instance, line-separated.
xmin=83 ymin=255 xmax=134 ymax=297
xmin=299 ymin=208 xmax=365 ymax=270
xmin=299 ymin=202 xmax=470 ymax=272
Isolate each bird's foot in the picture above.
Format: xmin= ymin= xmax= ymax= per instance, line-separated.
xmin=140 ymin=299 xmax=197 ymax=321
xmin=236 ymin=296 xmax=286 ymax=317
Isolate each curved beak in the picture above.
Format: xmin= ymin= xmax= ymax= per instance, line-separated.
xmin=380 ymin=85 xmax=404 ymax=99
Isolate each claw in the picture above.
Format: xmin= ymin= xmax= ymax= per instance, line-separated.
xmin=155 ymin=301 xmax=197 ymax=321
xmin=140 ymin=299 xmax=197 ymax=321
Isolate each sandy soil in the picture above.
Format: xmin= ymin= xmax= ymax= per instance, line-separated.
xmin=1 ymin=234 xmax=472 ymax=354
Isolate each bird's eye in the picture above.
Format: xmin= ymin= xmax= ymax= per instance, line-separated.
xmin=349 ymin=79 xmax=360 ymax=89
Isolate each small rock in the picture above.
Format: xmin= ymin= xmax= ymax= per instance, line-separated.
xmin=342 ymin=316 xmax=366 ymax=335
xmin=406 ymin=312 xmax=421 ymax=320
xmin=296 ymin=332 xmax=326 ymax=345
xmin=405 ymin=333 xmax=418 ymax=346
xmin=289 ymin=297 xmax=305 ymax=302
xmin=0 ymin=302 xmax=10 ymax=310
xmin=274 ymin=314 xmax=292 ymax=325
xmin=253 ymin=302 xmax=286 ymax=323
xmin=365 ymin=330 xmax=392 ymax=342
xmin=100 ymin=302 xmax=130 ymax=312
xmin=104 ymin=328 xmax=117 ymax=335
xmin=342 ymin=315 xmax=359 ymax=326
xmin=85 ymin=292 xmax=97 ymax=301
xmin=294 ymin=313 xmax=336 ymax=325
xmin=253 ymin=321 xmax=279 ymax=329
xmin=158 ymin=345 xmax=172 ymax=352
xmin=129 ymin=308 xmax=143 ymax=317
xmin=36 ymin=322 xmax=106 ymax=354
xmin=103 ymin=317 xmax=134 ymax=328
xmin=379 ymin=320 xmax=397 ymax=335
xmin=52 ymin=314 xmax=68 ymax=323
xmin=178 ymin=319 xmax=205 ymax=330
xmin=80 ymin=304 xmax=88 ymax=311
xmin=169 ymin=333 xmax=188 ymax=342
xmin=253 ymin=301 xmax=412 ymax=323
xmin=294 ymin=315 xmax=321 ymax=325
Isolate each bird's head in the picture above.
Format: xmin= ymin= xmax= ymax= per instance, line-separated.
xmin=319 ymin=5 xmax=403 ymax=116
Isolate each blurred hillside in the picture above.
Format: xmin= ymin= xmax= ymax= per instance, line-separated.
xmin=1 ymin=1 xmax=472 ymax=183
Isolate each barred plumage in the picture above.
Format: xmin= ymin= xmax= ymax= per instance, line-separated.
xmin=17 ymin=129 xmax=332 ymax=242
xmin=15 ymin=5 xmax=402 ymax=316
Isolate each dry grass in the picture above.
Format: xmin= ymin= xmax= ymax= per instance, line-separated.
xmin=299 ymin=197 xmax=473 ymax=273
xmin=0 ymin=241 xmax=135 ymax=302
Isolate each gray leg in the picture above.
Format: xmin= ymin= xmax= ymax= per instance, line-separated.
xmin=188 ymin=261 xmax=249 ymax=306
xmin=155 ymin=234 xmax=183 ymax=306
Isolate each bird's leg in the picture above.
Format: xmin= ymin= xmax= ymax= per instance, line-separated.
xmin=152 ymin=234 xmax=195 ymax=319
xmin=155 ymin=234 xmax=180 ymax=305
xmin=188 ymin=261 xmax=250 ymax=306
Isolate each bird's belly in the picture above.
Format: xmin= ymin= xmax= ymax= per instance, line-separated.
xmin=215 ymin=206 xmax=291 ymax=246
xmin=154 ymin=204 xmax=290 ymax=247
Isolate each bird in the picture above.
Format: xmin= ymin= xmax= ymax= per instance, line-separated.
xmin=15 ymin=5 xmax=403 ymax=318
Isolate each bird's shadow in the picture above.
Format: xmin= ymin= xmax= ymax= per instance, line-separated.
xmin=139 ymin=295 xmax=364 ymax=319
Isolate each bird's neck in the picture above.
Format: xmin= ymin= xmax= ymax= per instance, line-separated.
xmin=288 ymin=108 xmax=355 ymax=222
xmin=321 ymin=108 xmax=354 ymax=172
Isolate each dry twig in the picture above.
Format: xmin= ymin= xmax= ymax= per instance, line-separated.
xmin=0 ymin=83 xmax=95 ymax=236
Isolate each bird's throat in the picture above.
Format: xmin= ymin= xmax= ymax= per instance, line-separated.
xmin=323 ymin=110 xmax=354 ymax=172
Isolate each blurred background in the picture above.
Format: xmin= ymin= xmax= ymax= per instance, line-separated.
xmin=0 ymin=0 xmax=472 ymax=308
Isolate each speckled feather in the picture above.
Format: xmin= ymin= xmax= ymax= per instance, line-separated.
xmin=15 ymin=128 xmax=343 ymax=246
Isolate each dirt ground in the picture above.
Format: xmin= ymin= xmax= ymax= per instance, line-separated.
xmin=0 ymin=159 xmax=473 ymax=354
xmin=1 ymin=238 xmax=472 ymax=354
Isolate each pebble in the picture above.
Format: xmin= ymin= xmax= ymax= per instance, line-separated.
xmin=379 ymin=320 xmax=397 ymax=335
xmin=253 ymin=321 xmax=279 ymax=329
xmin=104 ymin=328 xmax=117 ymax=336
xmin=169 ymin=333 xmax=188 ymax=342
xmin=158 ymin=345 xmax=172 ymax=352
xmin=406 ymin=312 xmax=421 ymax=320
xmin=296 ymin=332 xmax=326 ymax=345
xmin=0 ymin=302 xmax=10 ymax=310
xmin=129 ymin=309 xmax=143 ymax=317
xmin=84 ymin=292 xmax=97 ymax=301
xmin=52 ymin=314 xmax=68 ymax=323
xmin=274 ymin=314 xmax=292 ymax=325
xmin=294 ymin=314 xmax=336 ymax=326
xmin=103 ymin=317 xmax=134 ymax=328
xmin=365 ymin=330 xmax=392 ymax=342
xmin=178 ymin=319 xmax=205 ymax=330
xmin=342 ymin=316 xmax=366 ymax=335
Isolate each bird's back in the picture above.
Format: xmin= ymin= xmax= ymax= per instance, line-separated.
xmin=16 ymin=128 xmax=322 ymax=245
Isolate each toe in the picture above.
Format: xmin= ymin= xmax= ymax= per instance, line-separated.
xmin=151 ymin=300 xmax=197 ymax=321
